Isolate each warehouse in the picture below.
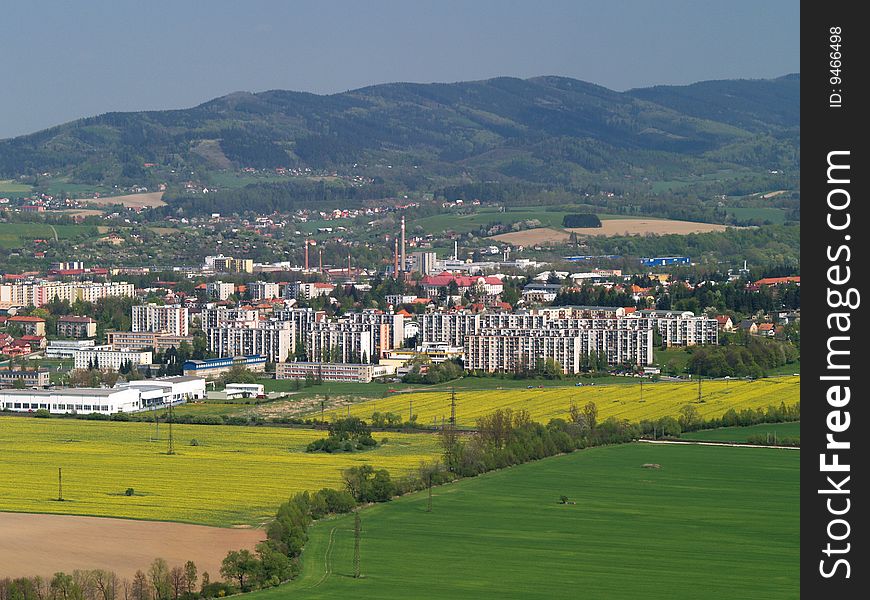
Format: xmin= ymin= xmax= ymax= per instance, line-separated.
xmin=0 ymin=388 xmax=142 ymax=415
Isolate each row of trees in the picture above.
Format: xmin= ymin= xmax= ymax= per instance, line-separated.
xmin=685 ymin=337 xmax=799 ymax=378
xmin=0 ymin=558 xmax=212 ymax=600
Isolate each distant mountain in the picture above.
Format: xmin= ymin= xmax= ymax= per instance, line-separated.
xmin=0 ymin=74 xmax=799 ymax=188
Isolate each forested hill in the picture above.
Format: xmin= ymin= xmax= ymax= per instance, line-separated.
xmin=0 ymin=74 xmax=799 ymax=187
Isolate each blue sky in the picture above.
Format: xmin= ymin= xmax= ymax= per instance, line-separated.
xmin=1 ymin=0 xmax=799 ymax=138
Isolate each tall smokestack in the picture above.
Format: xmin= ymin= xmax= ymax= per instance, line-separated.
xmin=304 ymin=240 xmax=309 ymax=270
xmin=393 ymin=238 xmax=399 ymax=279
xmin=400 ymin=216 xmax=406 ymax=273
xmin=319 ymin=248 xmax=323 ymax=274
xmin=454 ymin=240 xmax=458 ymax=261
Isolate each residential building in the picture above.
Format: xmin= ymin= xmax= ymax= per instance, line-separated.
xmin=714 ymin=315 xmax=734 ymax=331
xmin=205 ymin=254 xmax=254 ymax=274
xmin=107 ymin=331 xmax=194 ymax=351
xmin=276 ymin=362 xmax=396 ymax=383
xmin=306 ymin=324 xmax=374 ymax=364
xmin=521 ymin=282 xmax=563 ymax=304
xmin=73 ymin=346 xmax=153 ymax=371
xmin=0 ymin=369 xmax=50 ymax=388
xmin=0 ymin=281 xmax=134 ymax=308
xmin=206 ymin=281 xmax=235 ymax=301
xmin=342 ymin=310 xmax=405 ymax=350
xmin=132 ymin=304 xmax=189 ymax=336
xmin=285 ymin=281 xmax=335 ymax=300
xmin=412 ymin=251 xmax=437 ymax=275
xmin=8 ymin=316 xmax=46 ymax=336
xmin=56 ymin=316 xmax=97 ymax=338
xmin=249 ymin=281 xmax=280 ymax=301
xmin=205 ymin=320 xmax=293 ymax=363
xmin=420 ymin=312 xmax=481 ymax=347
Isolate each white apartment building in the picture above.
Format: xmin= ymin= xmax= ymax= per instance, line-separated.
xmin=132 ymin=303 xmax=189 ymax=336
xmin=632 ymin=310 xmax=719 ymax=347
xmin=464 ymin=327 xmax=652 ymax=374
xmin=272 ymin=307 xmax=327 ymax=335
xmin=284 ymin=281 xmax=335 ymax=300
xmin=342 ymin=311 xmax=405 ymax=349
xmin=420 ymin=312 xmax=481 ymax=347
xmin=201 ymin=307 xmax=259 ymax=328
xmin=73 ymin=346 xmax=153 ymax=371
xmin=306 ymin=325 xmax=374 ymax=364
xmin=0 ymin=281 xmax=135 ymax=308
xmin=205 ymin=320 xmax=293 ymax=363
xmin=206 ymin=281 xmax=235 ymax=300
xmin=249 ymin=281 xmax=280 ymax=301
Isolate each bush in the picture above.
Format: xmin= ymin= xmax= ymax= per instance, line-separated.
xmin=34 ymin=408 xmax=51 ymax=418
xmin=562 ymin=213 xmax=602 ymax=228
xmin=125 ymin=488 xmax=135 ymax=496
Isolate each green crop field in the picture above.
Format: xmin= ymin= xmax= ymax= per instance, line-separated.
xmin=727 ymin=207 xmax=788 ymax=224
xmin=333 ymin=376 xmax=800 ymax=428
xmin=681 ymin=421 xmax=800 ymax=443
xmin=0 ymin=180 xmax=33 ymax=194
xmin=247 ymin=443 xmax=799 ymax=599
xmin=0 ymin=222 xmax=97 ymax=248
xmin=0 ymin=417 xmax=440 ymax=526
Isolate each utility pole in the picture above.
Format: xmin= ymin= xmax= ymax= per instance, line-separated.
xmin=409 ymin=400 xmax=413 ymax=423
xmin=57 ymin=467 xmax=63 ymax=502
xmin=320 ymin=399 xmax=325 ymax=427
xmin=640 ymin=378 xmax=644 ymax=402
xmin=167 ymin=401 xmax=175 ymax=455
xmin=449 ymin=387 xmax=456 ymax=427
xmin=697 ymin=371 xmax=702 ymax=403
xmin=353 ymin=512 xmax=361 ymax=578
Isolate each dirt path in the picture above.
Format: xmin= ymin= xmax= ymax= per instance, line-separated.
xmin=638 ymin=439 xmax=800 ymax=450
xmin=0 ymin=512 xmax=263 ymax=580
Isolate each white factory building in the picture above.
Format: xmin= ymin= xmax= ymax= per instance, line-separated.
xmin=0 ymin=376 xmax=206 ymax=415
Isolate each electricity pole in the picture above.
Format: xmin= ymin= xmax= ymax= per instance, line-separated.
xmin=353 ymin=512 xmax=361 ymax=578
xmin=57 ymin=467 xmax=63 ymax=502
xmin=167 ymin=400 xmax=175 ymax=455
xmin=449 ymin=387 xmax=456 ymax=427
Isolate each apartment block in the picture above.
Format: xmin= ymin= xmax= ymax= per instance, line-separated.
xmin=276 ymin=362 xmax=396 ymax=383
xmin=56 ymin=316 xmax=97 ymax=338
xmin=249 ymin=281 xmax=281 ymax=301
xmin=132 ymin=304 xmax=189 ymax=336
xmin=107 ymin=331 xmax=194 ymax=351
xmin=205 ymin=320 xmax=293 ymax=363
xmin=306 ymin=325 xmax=374 ymax=364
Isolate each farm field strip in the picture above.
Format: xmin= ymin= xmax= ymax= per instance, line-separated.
xmin=334 ymin=376 xmax=800 ymax=427
xmin=246 ymin=443 xmax=799 ymax=600
xmin=0 ymin=418 xmax=440 ymax=527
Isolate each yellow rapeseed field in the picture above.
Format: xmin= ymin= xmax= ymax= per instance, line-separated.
xmin=336 ymin=376 xmax=800 ymax=428
xmin=0 ymin=418 xmax=440 ymax=527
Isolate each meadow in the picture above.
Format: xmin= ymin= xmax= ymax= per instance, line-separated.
xmin=332 ymin=376 xmax=800 ymax=428
xmin=0 ymin=418 xmax=440 ymax=527
xmin=247 ymin=443 xmax=799 ymax=599
xmin=0 ymin=222 xmax=96 ymax=248
xmin=0 ymin=180 xmax=33 ymax=194
xmin=681 ymin=421 xmax=800 ymax=443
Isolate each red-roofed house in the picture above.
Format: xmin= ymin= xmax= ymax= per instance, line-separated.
xmin=8 ymin=315 xmax=46 ymax=336
xmin=714 ymin=315 xmax=734 ymax=331
xmin=757 ymin=323 xmax=776 ymax=337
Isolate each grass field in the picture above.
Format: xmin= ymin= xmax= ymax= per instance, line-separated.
xmin=681 ymin=421 xmax=800 ymax=442
xmin=0 ymin=222 xmax=96 ymax=248
xmin=726 ymin=207 xmax=788 ymax=224
xmin=247 ymin=443 xmax=799 ymax=599
xmin=0 ymin=180 xmax=33 ymax=194
xmin=332 ymin=376 xmax=800 ymax=427
xmin=0 ymin=418 xmax=440 ymax=527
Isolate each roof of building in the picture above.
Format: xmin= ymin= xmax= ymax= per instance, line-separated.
xmin=0 ymin=388 xmax=129 ymax=397
xmin=758 ymin=323 xmax=775 ymax=331
xmin=9 ymin=316 xmax=45 ymax=322
xmin=753 ymin=276 xmax=800 ymax=286
xmin=58 ymin=316 xmax=97 ymax=323
xmin=421 ymin=274 xmax=503 ymax=287
xmin=714 ymin=315 xmax=732 ymax=324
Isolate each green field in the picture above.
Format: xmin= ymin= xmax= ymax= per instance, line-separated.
xmin=0 ymin=417 xmax=440 ymax=526
xmin=0 ymin=180 xmax=33 ymax=194
xmin=412 ymin=206 xmax=643 ymax=235
xmin=681 ymin=421 xmax=800 ymax=443
xmin=0 ymin=222 xmax=96 ymax=248
xmin=248 ymin=443 xmax=799 ymax=599
xmin=726 ymin=207 xmax=788 ymax=224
